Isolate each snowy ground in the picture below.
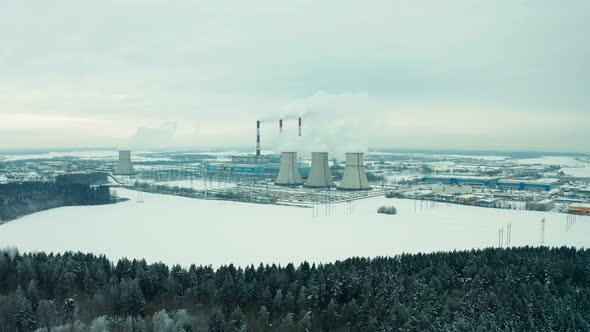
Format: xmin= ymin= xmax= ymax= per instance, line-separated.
xmin=562 ymin=165 xmax=590 ymax=178
xmin=512 ymin=156 xmax=583 ymax=166
xmin=0 ymin=150 xmax=171 ymax=162
xmin=0 ymin=150 xmax=118 ymax=161
xmin=155 ymin=180 xmax=237 ymax=190
xmin=0 ymin=189 xmax=589 ymax=268
xmin=510 ymin=156 xmax=590 ymax=178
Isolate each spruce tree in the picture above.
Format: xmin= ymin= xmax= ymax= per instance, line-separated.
xmin=15 ymin=285 xmax=35 ymax=332
xmin=256 ymin=306 xmax=270 ymax=332
xmin=208 ymin=309 xmax=225 ymax=332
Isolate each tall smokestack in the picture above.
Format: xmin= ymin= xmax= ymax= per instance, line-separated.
xmin=256 ymin=120 xmax=261 ymax=156
xmin=298 ymin=117 xmax=302 ymax=136
xmin=279 ymin=119 xmax=283 ymax=134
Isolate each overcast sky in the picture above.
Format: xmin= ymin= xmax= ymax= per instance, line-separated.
xmin=1 ymin=0 xmax=589 ymax=153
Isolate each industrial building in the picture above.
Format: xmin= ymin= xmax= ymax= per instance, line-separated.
xmin=476 ymin=198 xmax=499 ymax=208
xmin=115 ymin=150 xmax=134 ymax=175
xmin=496 ymin=179 xmax=558 ymax=191
xmin=339 ymin=153 xmax=370 ymax=191
xmin=526 ymin=199 xmax=556 ymax=211
xmin=455 ymin=194 xmax=478 ymax=203
xmin=305 ymin=152 xmax=334 ymax=188
xmin=422 ymin=176 xmax=499 ymax=187
xmin=568 ymin=203 xmax=590 ymax=215
xmin=431 ymin=184 xmax=473 ymax=195
xmin=422 ymin=176 xmax=559 ymax=191
xmin=275 ymin=152 xmax=303 ymax=186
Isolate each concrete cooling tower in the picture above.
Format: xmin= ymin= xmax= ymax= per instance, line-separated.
xmin=305 ymin=152 xmax=334 ymax=188
xmin=115 ymin=150 xmax=134 ymax=175
xmin=275 ymin=152 xmax=303 ymax=186
xmin=339 ymin=152 xmax=370 ymax=190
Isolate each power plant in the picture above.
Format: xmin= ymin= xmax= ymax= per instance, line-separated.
xmin=115 ymin=150 xmax=134 ymax=175
xmin=204 ymin=119 xmax=372 ymax=192
xmin=305 ymin=152 xmax=334 ymax=188
xmin=275 ymin=152 xmax=303 ymax=186
xmin=339 ymin=153 xmax=370 ymax=191
xmin=191 ymin=119 xmax=376 ymax=205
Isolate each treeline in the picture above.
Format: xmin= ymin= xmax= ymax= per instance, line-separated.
xmin=0 ymin=247 xmax=589 ymax=331
xmin=0 ymin=182 xmax=114 ymax=222
xmin=55 ymin=173 xmax=109 ymax=186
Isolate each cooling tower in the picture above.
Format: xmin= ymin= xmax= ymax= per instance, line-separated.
xmin=275 ymin=152 xmax=303 ymax=186
xmin=305 ymin=152 xmax=334 ymax=188
xmin=115 ymin=150 xmax=134 ymax=175
xmin=339 ymin=153 xmax=370 ymax=190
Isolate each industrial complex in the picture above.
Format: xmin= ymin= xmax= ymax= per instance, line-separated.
xmin=1 ymin=116 xmax=589 ymax=216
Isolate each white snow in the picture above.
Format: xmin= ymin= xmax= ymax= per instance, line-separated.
xmin=0 ymin=150 xmax=172 ymax=162
xmin=512 ymin=156 xmax=583 ymax=167
xmin=0 ymin=189 xmax=588 ymax=267
xmin=155 ymin=180 xmax=237 ymax=190
xmin=1 ymin=150 xmax=118 ymax=161
xmin=562 ymin=165 xmax=590 ymax=178
xmin=509 ymin=156 xmax=590 ymax=178
xmin=367 ymin=152 xmax=509 ymax=161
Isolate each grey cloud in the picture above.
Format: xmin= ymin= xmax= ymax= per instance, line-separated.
xmin=0 ymin=1 xmax=589 ymax=151
xmin=128 ymin=122 xmax=178 ymax=149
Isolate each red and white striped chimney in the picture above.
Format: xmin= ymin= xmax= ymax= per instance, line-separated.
xmin=298 ymin=117 xmax=302 ymax=136
xmin=256 ymin=120 xmax=261 ymax=156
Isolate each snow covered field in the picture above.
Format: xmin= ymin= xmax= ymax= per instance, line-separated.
xmin=512 ymin=156 xmax=590 ymax=178
xmin=0 ymin=189 xmax=589 ymax=267
xmin=0 ymin=150 xmax=118 ymax=161
xmin=156 ymin=179 xmax=237 ymax=190
xmin=0 ymin=150 xmax=171 ymax=162
xmin=561 ymin=164 xmax=590 ymax=178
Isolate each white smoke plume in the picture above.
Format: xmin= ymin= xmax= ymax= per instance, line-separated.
xmin=259 ymin=91 xmax=378 ymax=161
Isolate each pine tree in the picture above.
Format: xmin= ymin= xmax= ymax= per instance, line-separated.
xmin=298 ymin=311 xmax=312 ymax=332
xmin=37 ymin=300 xmax=57 ymax=332
xmin=63 ymin=298 xmax=76 ymax=328
xmin=284 ymin=291 xmax=296 ymax=313
xmin=127 ymin=279 xmax=145 ymax=318
xmin=296 ymin=286 xmax=308 ymax=312
xmin=15 ymin=285 xmax=35 ymax=332
xmin=151 ymin=309 xmax=174 ymax=332
xmin=208 ymin=309 xmax=225 ymax=332
xmin=27 ymin=280 xmax=40 ymax=314
xmin=272 ymin=289 xmax=283 ymax=317
xmin=226 ymin=307 xmax=247 ymax=332
xmin=173 ymin=309 xmax=194 ymax=332
xmin=280 ymin=313 xmax=296 ymax=332
xmin=256 ymin=306 xmax=270 ymax=332
xmin=83 ymin=267 xmax=94 ymax=296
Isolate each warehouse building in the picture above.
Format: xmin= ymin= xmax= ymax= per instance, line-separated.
xmin=421 ymin=176 xmax=499 ymax=187
xmin=568 ymin=203 xmax=590 ymax=215
xmin=526 ymin=199 xmax=556 ymax=211
xmin=431 ymin=184 xmax=473 ymax=195
xmin=496 ymin=179 xmax=558 ymax=191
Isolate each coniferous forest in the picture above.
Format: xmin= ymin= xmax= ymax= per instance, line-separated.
xmin=0 ymin=247 xmax=589 ymax=331
xmin=0 ymin=182 xmax=115 ymax=222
